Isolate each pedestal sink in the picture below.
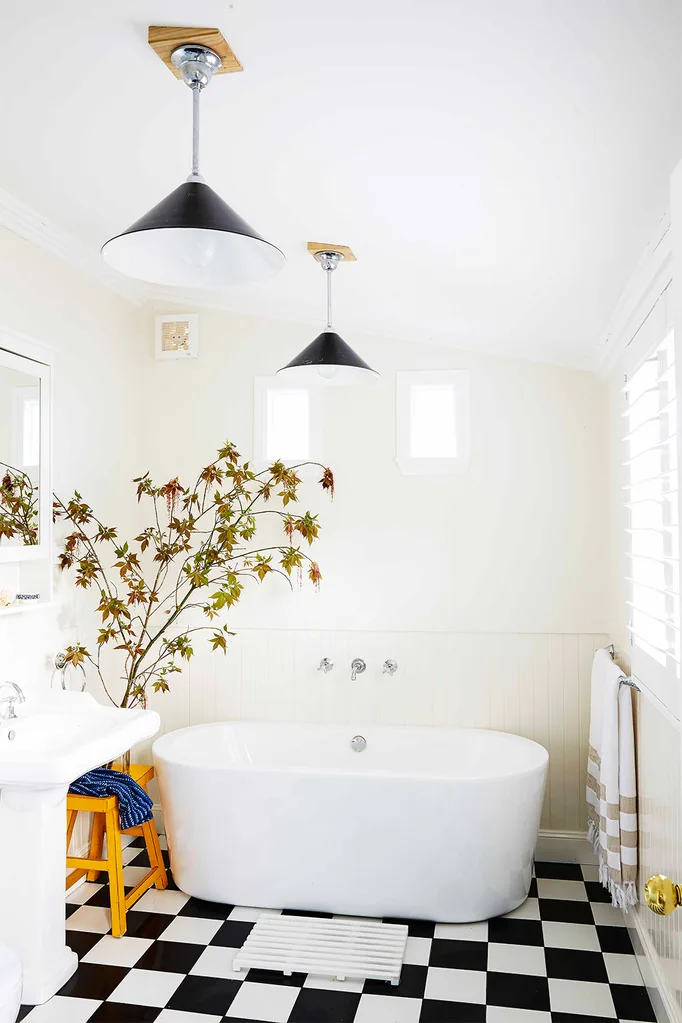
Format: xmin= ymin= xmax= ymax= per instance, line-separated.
xmin=0 ymin=690 xmax=160 ymax=1005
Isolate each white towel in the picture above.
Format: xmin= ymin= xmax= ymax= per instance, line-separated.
xmin=586 ymin=648 xmax=638 ymax=908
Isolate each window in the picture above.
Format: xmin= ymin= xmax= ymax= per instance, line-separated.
xmin=396 ymin=370 xmax=470 ymax=474
xmin=254 ymin=377 xmax=313 ymax=466
xmin=623 ymin=329 xmax=680 ymax=705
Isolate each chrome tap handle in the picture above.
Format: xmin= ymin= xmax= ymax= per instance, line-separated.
xmin=382 ymin=659 xmax=398 ymax=676
xmin=0 ymin=681 xmax=25 ymax=721
xmin=350 ymin=658 xmax=366 ymax=681
xmin=318 ymin=658 xmax=333 ymax=674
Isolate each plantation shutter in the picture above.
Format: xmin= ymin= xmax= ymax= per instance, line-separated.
xmin=624 ymin=326 xmax=681 ymax=710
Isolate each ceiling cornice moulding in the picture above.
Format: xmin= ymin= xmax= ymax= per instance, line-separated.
xmin=0 ymin=185 xmax=146 ymax=306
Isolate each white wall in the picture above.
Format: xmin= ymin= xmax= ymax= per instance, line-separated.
xmin=141 ymin=307 xmax=609 ymax=635
xmin=0 ymin=227 xmax=147 ymax=697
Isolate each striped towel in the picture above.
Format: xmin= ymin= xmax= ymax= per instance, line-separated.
xmin=586 ymin=648 xmax=638 ymax=908
xmin=69 ymin=768 xmax=154 ymax=831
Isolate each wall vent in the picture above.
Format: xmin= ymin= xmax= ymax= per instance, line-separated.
xmin=155 ymin=314 xmax=199 ymax=360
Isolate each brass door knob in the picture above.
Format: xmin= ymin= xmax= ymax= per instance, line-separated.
xmin=644 ymin=874 xmax=682 ymax=915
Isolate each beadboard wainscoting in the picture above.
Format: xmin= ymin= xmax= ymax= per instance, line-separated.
xmin=132 ymin=630 xmax=609 ymax=835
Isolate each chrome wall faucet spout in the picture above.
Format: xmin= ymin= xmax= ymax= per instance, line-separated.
xmin=350 ymin=658 xmax=366 ymax=681
xmin=0 ymin=681 xmax=26 ymax=721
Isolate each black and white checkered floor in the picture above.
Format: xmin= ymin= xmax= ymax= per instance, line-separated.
xmin=19 ymin=841 xmax=656 ymax=1022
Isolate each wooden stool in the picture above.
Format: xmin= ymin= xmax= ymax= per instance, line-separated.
xmin=66 ymin=763 xmax=168 ymax=937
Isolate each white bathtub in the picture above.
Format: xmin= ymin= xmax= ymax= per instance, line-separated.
xmin=153 ymin=721 xmax=548 ymax=922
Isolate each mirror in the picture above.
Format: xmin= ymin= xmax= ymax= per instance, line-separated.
xmin=0 ymin=350 xmax=46 ymax=549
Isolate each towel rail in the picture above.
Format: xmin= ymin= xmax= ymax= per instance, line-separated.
xmin=604 ymin=644 xmax=640 ymax=691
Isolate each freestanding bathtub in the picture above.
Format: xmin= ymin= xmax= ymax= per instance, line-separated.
xmin=153 ymin=721 xmax=548 ymax=922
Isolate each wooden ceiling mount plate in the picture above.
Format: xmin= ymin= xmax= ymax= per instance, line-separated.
xmin=307 ymin=242 xmax=357 ymax=262
xmin=148 ymin=26 xmax=243 ymax=78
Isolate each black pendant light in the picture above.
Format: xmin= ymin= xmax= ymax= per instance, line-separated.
xmin=277 ymin=248 xmax=379 ymax=383
xmin=102 ymin=42 xmax=285 ymax=287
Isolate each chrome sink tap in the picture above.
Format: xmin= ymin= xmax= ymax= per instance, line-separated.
xmin=0 ymin=681 xmax=25 ymax=721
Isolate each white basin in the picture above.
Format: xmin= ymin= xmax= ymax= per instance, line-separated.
xmin=0 ymin=690 xmax=160 ymax=790
xmin=0 ymin=690 xmax=160 ymax=1006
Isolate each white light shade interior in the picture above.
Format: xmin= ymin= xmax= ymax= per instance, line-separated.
xmin=276 ymin=363 xmax=379 ymax=385
xmin=102 ymin=227 xmax=285 ymax=287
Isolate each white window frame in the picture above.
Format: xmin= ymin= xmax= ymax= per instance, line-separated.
xmin=253 ymin=375 xmax=318 ymax=469
xmin=396 ymin=369 xmax=470 ymax=475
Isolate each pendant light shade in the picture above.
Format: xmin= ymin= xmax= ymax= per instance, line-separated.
xmin=101 ymin=179 xmax=285 ymax=287
xmin=278 ymin=330 xmax=378 ymax=384
xmin=101 ymin=39 xmax=284 ymax=288
xmin=277 ymin=247 xmax=378 ymax=383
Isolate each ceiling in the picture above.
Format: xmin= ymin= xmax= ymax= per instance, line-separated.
xmin=1 ymin=0 xmax=681 ymax=367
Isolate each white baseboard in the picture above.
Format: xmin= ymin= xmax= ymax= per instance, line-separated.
xmin=627 ymin=908 xmax=680 ymax=1023
xmin=536 ymin=829 xmax=598 ymax=864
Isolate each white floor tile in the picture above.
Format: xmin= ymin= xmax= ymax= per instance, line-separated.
xmin=22 ymin=997 xmax=101 ymax=1022
xmin=503 ymin=898 xmax=541 ymax=921
xmin=604 ymin=951 xmax=645 ymax=985
xmin=225 ymin=981 xmax=299 ymax=1021
xmin=122 ymin=844 xmax=143 ymax=865
xmin=433 ymin=921 xmax=488 ymax=941
xmin=65 ymin=905 xmax=112 ymax=933
xmin=108 ymin=967 xmax=185 ymax=1007
xmin=159 ymin=915 xmax=223 ymax=945
xmin=581 ymin=863 xmax=600 ymax=881
xmin=66 ymin=882 xmax=104 ymax=906
xmin=228 ymin=905 xmax=282 ymax=921
xmin=133 ymin=888 xmax=190 ymax=915
xmin=123 ymin=864 xmax=152 ymax=887
xmin=487 ymin=1008 xmax=551 ymax=1022
xmin=542 ymin=921 xmax=601 ymax=951
xmin=82 ymin=934 xmax=154 ymax=967
xmin=403 ymin=936 xmax=431 ymax=965
xmin=548 ymin=978 xmax=616 ymax=1018
xmin=159 ymin=834 xmax=168 ymax=850
xmin=354 ymin=993 xmax=421 ymax=1023
xmin=590 ymin=903 xmax=627 ymax=927
xmin=190 ymin=945 xmax=248 ymax=981
xmin=536 ymin=878 xmax=588 ymax=902
xmin=424 ymin=966 xmax=487 ymax=1003
xmin=487 ymin=941 xmax=547 ymax=976
xmin=303 ymin=974 xmax=365 ymax=992
xmin=156 ymin=1011 xmax=222 ymax=1023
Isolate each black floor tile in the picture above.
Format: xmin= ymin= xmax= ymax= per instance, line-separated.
xmin=383 ymin=916 xmax=435 ymax=938
xmin=528 ymin=877 xmax=539 ymax=898
xmin=545 ymin=946 xmax=608 ymax=983
xmin=66 ymin=930 xmax=104 ymax=959
xmin=488 ymin=917 xmax=544 ymax=946
xmin=89 ymin=1003 xmax=161 ymax=1021
xmin=419 ymin=999 xmax=486 ymax=1021
xmin=178 ymin=895 xmax=234 ymax=919
xmin=16 ymin=1009 xmax=32 ymax=1022
xmin=363 ymin=964 xmax=427 ymax=999
xmin=552 ymin=1015 xmax=615 ymax=1022
xmin=210 ymin=919 xmax=255 ymax=946
xmin=596 ymin=924 xmax=635 ymax=954
xmin=610 ymin=982 xmax=658 ymax=1021
xmin=57 ymin=962 xmax=128 ymax=1000
xmin=134 ymin=938 xmax=204 ymax=974
xmin=535 ymin=861 xmax=584 ymax=881
xmin=539 ymin=898 xmax=594 ymax=924
xmin=121 ymin=910 xmax=172 ymax=940
xmin=584 ymin=881 xmax=613 ymax=904
xmin=289 ymin=987 xmax=362 ymax=1022
xmin=487 ymin=971 xmax=550 ymax=1010
xmin=246 ymin=967 xmax=307 ymax=986
xmin=429 ymin=937 xmax=487 ymax=971
xmin=82 ymin=885 xmax=116 ymax=909
xmin=166 ymin=974 xmax=241 ymax=1015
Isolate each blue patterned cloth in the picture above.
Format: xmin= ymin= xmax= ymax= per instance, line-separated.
xmin=69 ymin=768 xmax=154 ymax=830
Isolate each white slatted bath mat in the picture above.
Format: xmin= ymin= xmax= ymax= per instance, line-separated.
xmin=232 ymin=915 xmax=409 ymax=985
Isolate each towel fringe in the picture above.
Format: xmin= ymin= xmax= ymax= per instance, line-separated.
xmin=588 ymin=820 xmax=638 ymax=909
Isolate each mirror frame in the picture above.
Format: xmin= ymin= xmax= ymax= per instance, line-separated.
xmin=0 ymin=335 xmax=52 ymax=564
